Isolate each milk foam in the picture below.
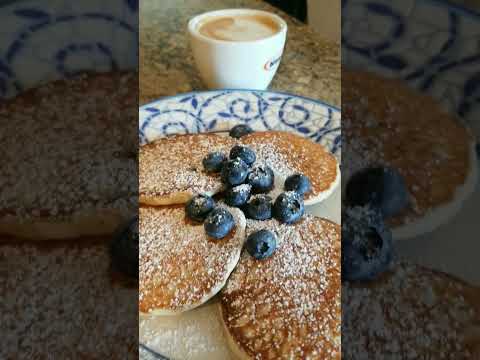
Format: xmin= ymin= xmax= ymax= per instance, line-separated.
xmin=198 ymin=15 xmax=279 ymax=41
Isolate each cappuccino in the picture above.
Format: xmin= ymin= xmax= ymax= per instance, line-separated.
xmin=198 ymin=15 xmax=280 ymax=41
xmin=188 ymin=9 xmax=287 ymax=89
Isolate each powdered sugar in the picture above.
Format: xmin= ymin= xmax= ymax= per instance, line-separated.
xmin=0 ymin=242 xmax=137 ymax=359
xmin=342 ymin=263 xmax=479 ymax=359
xmin=241 ymin=131 xmax=339 ymax=203
xmin=343 ymin=205 xmax=382 ymax=246
xmin=221 ymin=216 xmax=341 ymax=359
xmin=342 ymin=70 xmax=473 ymax=231
xmin=139 ymin=205 xmax=245 ymax=313
xmin=140 ymin=134 xmax=236 ymax=198
xmin=245 ymin=142 xmax=296 ymax=178
xmin=140 ymin=131 xmax=339 ymax=206
xmin=231 ymin=184 xmax=251 ymax=195
xmin=0 ymin=72 xmax=137 ymax=221
xmin=140 ymin=301 xmax=234 ymax=360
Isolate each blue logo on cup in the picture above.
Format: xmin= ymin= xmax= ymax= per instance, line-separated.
xmin=264 ymin=56 xmax=282 ymax=71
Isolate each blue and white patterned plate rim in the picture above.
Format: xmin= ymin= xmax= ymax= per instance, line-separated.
xmin=139 ymin=89 xmax=341 ymax=112
xmin=139 ymin=89 xmax=342 ymax=158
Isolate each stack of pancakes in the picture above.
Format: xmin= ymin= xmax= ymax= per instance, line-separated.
xmin=139 ymin=130 xmax=341 ymax=359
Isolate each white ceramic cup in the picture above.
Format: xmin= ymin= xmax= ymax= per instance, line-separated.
xmin=188 ymin=9 xmax=287 ymax=90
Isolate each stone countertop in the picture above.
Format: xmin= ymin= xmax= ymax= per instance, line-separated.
xmin=140 ymin=0 xmax=340 ymax=108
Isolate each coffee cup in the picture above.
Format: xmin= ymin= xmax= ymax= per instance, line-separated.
xmin=188 ymin=9 xmax=287 ymax=90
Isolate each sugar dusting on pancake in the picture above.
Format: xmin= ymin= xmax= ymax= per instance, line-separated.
xmin=0 ymin=72 xmax=137 ymax=238
xmin=342 ymin=70 xmax=476 ymax=239
xmin=241 ymin=131 xmax=340 ymax=206
xmin=1 ymin=241 xmax=137 ymax=358
xmin=139 ymin=204 xmax=246 ymax=314
xmin=343 ymin=262 xmax=480 ymax=359
xmin=220 ymin=216 xmax=341 ymax=359
xmin=139 ymin=134 xmax=236 ymax=205
xmin=140 ymin=131 xmax=340 ymax=207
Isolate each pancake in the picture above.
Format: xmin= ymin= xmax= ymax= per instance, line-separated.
xmin=0 ymin=72 xmax=137 ymax=240
xmin=139 ymin=204 xmax=246 ymax=315
xmin=342 ymin=262 xmax=480 ymax=359
xmin=241 ymin=131 xmax=340 ymax=206
xmin=342 ymin=70 xmax=478 ymax=240
xmin=140 ymin=131 xmax=340 ymax=207
xmin=220 ymin=216 xmax=341 ymax=359
xmin=0 ymin=238 xmax=137 ymax=359
xmin=139 ymin=133 xmax=236 ymax=205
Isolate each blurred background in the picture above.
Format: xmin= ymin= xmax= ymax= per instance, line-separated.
xmin=266 ymin=0 xmax=479 ymax=43
xmin=265 ymin=0 xmax=341 ymax=42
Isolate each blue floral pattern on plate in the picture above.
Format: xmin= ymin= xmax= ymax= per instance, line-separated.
xmin=342 ymin=0 xmax=480 ymax=136
xmin=139 ymin=90 xmax=341 ymax=159
xmin=0 ymin=0 xmax=138 ymax=98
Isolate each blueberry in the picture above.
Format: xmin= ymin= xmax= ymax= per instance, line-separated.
xmin=203 ymin=152 xmax=227 ymax=173
xmin=185 ymin=194 xmax=215 ymax=222
xmin=247 ymin=165 xmax=275 ymax=193
xmin=245 ymin=195 xmax=272 ymax=220
xmin=273 ymin=191 xmax=305 ymax=224
xmin=345 ymin=167 xmax=409 ymax=218
xmin=341 ymin=206 xmax=393 ymax=282
xmin=229 ymin=124 xmax=254 ymax=139
xmin=230 ymin=145 xmax=256 ymax=166
xmin=225 ymin=184 xmax=252 ymax=207
xmin=221 ymin=158 xmax=249 ymax=186
xmin=284 ymin=173 xmax=312 ymax=196
xmin=246 ymin=230 xmax=277 ymax=260
xmin=110 ymin=217 xmax=138 ymax=278
xmin=204 ymin=208 xmax=235 ymax=239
